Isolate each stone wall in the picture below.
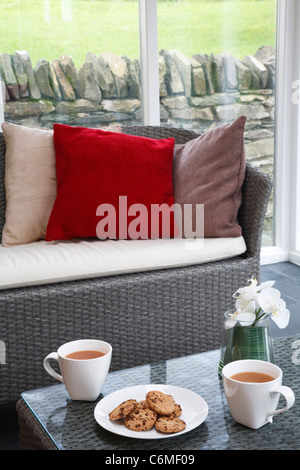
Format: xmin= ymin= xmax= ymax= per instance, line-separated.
xmin=0 ymin=45 xmax=275 ymax=243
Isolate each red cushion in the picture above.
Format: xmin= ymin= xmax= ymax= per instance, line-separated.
xmin=45 ymin=124 xmax=176 ymax=241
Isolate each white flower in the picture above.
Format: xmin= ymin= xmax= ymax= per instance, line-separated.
xmin=226 ymin=300 xmax=256 ymax=327
xmin=257 ymin=287 xmax=290 ymax=329
xmin=233 ymin=277 xmax=275 ymax=311
xmin=233 ymin=277 xmax=260 ymax=302
xmin=230 ymin=277 xmax=290 ymax=329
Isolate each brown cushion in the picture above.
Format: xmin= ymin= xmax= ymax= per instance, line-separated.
xmin=173 ymin=116 xmax=246 ymax=238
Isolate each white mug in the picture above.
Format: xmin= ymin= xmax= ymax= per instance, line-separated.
xmin=222 ymin=359 xmax=295 ymax=429
xmin=43 ymin=339 xmax=112 ymax=401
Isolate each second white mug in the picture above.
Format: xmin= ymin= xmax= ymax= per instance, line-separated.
xmin=222 ymin=359 xmax=295 ymax=429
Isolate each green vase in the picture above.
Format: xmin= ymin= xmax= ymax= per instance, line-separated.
xmin=219 ymin=310 xmax=274 ymax=373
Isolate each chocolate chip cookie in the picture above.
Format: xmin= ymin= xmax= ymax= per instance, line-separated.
xmin=158 ymin=402 xmax=182 ymax=418
xmin=146 ymin=390 xmax=175 ymax=415
xmin=155 ymin=416 xmax=186 ymax=434
xmin=124 ymin=400 xmax=157 ymax=431
xmin=109 ymin=399 xmax=138 ymax=420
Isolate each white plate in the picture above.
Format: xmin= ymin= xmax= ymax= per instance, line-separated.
xmin=94 ymin=384 xmax=208 ymax=439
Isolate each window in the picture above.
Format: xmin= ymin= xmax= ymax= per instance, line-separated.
xmin=1 ymin=0 xmax=299 ymax=264
xmin=271 ymin=0 xmax=300 ymax=265
xmin=0 ymin=0 xmax=142 ymax=129
xmin=156 ymin=0 xmax=277 ymax=247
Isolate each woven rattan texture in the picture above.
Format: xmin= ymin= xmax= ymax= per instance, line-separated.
xmin=1 ymin=256 xmax=258 ymax=402
xmin=0 ymin=125 xmax=272 ymax=404
xmin=17 ymin=334 xmax=300 ymax=450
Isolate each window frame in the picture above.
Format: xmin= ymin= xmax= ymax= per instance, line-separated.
xmin=139 ymin=0 xmax=300 ymax=267
xmin=261 ymin=0 xmax=300 ymax=265
xmin=139 ymin=0 xmax=160 ymax=125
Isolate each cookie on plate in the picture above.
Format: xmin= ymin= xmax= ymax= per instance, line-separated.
xmin=146 ymin=390 xmax=175 ymax=415
xmin=124 ymin=401 xmax=157 ymax=431
xmin=172 ymin=403 xmax=182 ymax=417
xmin=109 ymin=399 xmax=138 ymax=420
xmin=158 ymin=403 xmax=182 ymax=418
xmin=155 ymin=416 xmax=186 ymax=434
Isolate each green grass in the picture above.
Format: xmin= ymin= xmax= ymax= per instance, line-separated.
xmin=157 ymin=0 xmax=277 ymax=59
xmin=0 ymin=0 xmax=276 ymax=68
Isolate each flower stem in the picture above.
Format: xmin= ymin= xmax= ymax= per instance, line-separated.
xmin=252 ymin=308 xmax=266 ymax=327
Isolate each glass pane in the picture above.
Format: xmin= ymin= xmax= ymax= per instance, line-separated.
xmin=0 ymin=0 xmax=141 ymax=129
xmin=157 ymin=0 xmax=277 ymax=247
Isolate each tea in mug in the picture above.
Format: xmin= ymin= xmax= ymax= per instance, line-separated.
xmin=65 ymin=350 xmax=105 ymax=360
xmin=230 ymin=371 xmax=275 ymax=383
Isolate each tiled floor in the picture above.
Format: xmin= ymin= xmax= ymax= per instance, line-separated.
xmin=260 ymin=262 xmax=300 ymax=339
xmin=0 ymin=261 xmax=299 ymax=450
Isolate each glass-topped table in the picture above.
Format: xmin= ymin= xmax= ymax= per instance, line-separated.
xmin=17 ymin=334 xmax=300 ymax=450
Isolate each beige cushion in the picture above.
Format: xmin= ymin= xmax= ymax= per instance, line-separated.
xmin=1 ymin=122 xmax=57 ymax=246
xmin=1 ymin=122 xmax=122 ymax=247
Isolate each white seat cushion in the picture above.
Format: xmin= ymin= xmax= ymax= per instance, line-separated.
xmin=0 ymin=236 xmax=246 ymax=290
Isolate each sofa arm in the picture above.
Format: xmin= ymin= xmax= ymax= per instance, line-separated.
xmin=238 ymin=163 xmax=273 ymax=258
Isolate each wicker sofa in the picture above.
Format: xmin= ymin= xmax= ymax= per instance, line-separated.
xmin=0 ymin=125 xmax=272 ymax=404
